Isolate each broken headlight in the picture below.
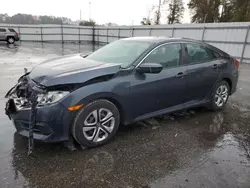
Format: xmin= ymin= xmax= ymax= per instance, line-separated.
xmin=37 ymin=91 xmax=69 ymax=105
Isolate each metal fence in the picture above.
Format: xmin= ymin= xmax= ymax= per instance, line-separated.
xmin=1 ymin=22 xmax=250 ymax=63
xmin=0 ymin=24 xmax=94 ymax=43
xmin=94 ymin=22 xmax=250 ymax=64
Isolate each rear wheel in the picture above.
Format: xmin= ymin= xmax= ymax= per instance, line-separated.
xmin=209 ymin=81 xmax=230 ymax=111
xmin=72 ymin=99 xmax=120 ymax=148
xmin=7 ymin=37 xmax=15 ymax=44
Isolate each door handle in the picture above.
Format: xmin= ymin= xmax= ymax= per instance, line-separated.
xmin=212 ymin=64 xmax=219 ymax=69
xmin=175 ymin=72 xmax=185 ymax=78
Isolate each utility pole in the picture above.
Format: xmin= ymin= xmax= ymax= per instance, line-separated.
xmin=89 ymin=1 xmax=92 ymax=21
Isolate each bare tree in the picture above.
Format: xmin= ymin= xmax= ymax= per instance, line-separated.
xmin=155 ymin=0 xmax=162 ymax=24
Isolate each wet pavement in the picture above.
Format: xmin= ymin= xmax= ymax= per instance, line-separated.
xmin=0 ymin=42 xmax=250 ymax=188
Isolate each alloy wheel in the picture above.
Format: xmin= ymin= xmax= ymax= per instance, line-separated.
xmin=8 ymin=38 xmax=14 ymax=44
xmin=215 ymin=85 xmax=228 ymax=107
xmin=83 ymin=108 xmax=115 ymax=143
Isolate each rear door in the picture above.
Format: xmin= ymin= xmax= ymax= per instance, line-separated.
xmin=130 ymin=43 xmax=188 ymax=119
xmin=183 ymin=43 xmax=222 ymax=102
xmin=0 ymin=28 xmax=6 ymax=40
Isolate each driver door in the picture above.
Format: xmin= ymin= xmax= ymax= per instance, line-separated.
xmin=130 ymin=43 xmax=188 ymax=119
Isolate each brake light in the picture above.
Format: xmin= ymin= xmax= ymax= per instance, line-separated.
xmin=15 ymin=31 xmax=18 ymax=36
xmin=233 ymin=58 xmax=240 ymax=69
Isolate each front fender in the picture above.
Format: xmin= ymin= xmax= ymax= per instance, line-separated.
xmin=60 ymin=78 xmax=131 ymax=113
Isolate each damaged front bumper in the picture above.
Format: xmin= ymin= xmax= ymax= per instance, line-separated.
xmin=5 ymin=74 xmax=73 ymax=143
xmin=8 ymin=102 xmax=72 ymax=142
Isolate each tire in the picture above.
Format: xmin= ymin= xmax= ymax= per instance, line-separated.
xmin=7 ymin=37 xmax=15 ymax=44
xmin=72 ymin=99 xmax=120 ymax=148
xmin=209 ymin=80 xmax=230 ymax=111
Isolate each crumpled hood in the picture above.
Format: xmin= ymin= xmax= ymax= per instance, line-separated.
xmin=29 ymin=54 xmax=121 ymax=86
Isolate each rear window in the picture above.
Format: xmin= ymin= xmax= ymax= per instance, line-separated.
xmin=0 ymin=28 xmax=6 ymax=32
xmin=184 ymin=43 xmax=217 ymax=64
xmin=8 ymin=28 xmax=16 ymax=32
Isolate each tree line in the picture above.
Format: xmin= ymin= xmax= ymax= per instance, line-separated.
xmin=0 ymin=13 xmax=73 ymax=24
xmin=0 ymin=13 xmax=119 ymax=26
xmin=141 ymin=0 xmax=250 ymax=25
xmin=1 ymin=0 xmax=249 ymax=26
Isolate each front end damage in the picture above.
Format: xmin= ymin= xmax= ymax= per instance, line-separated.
xmin=5 ymin=70 xmax=46 ymax=154
xmin=5 ymin=58 xmax=122 ymax=153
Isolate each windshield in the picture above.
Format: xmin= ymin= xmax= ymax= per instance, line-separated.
xmin=85 ymin=40 xmax=152 ymax=68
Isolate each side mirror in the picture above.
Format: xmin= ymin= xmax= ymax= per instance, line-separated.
xmin=136 ymin=63 xmax=163 ymax=74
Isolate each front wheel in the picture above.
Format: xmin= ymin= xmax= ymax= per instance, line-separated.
xmin=209 ymin=81 xmax=230 ymax=111
xmin=72 ymin=99 xmax=120 ymax=148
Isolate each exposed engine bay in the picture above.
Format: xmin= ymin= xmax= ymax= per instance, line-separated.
xmin=5 ymin=73 xmax=46 ymax=112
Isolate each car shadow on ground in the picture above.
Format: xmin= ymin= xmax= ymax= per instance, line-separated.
xmin=11 ymin=107 xmax=228 ymax=154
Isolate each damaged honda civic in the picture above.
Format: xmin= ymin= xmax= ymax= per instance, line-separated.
xmin=5 ymin=37 xmax=239 ymax=150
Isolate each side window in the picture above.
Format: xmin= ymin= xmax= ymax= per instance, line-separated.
xmin=0 ymin=28 xmax=6 ymax=32
xmin=8 ymin=29 xmax=15 ymax=32
xmin=184 ymin=43 xmax=216 ymax=64
xmin=143 ymin=43 xmax=182 ymax=68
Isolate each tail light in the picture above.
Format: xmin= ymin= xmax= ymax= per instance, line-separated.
xmin=233 ymin=58 xmax=240 ymax=69
xmin=15 ymin=31 xmax=19 ymax=36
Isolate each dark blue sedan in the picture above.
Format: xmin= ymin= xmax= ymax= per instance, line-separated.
xmin=5 ymin=37 xmax=239 ymax=148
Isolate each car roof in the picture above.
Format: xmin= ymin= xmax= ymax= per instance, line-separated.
xmin=122 ymin=36 xmax=203 ymax=44
xmin=0 ymin=27 xmax=15 ymax=29
xmin=121 ymin=36 xmax=228 ymax=55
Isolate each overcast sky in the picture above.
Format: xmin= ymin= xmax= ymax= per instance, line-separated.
xmin=0 ymin=0 xmax=190 ymax=25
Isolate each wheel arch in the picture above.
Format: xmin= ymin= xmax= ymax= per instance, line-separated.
xmin=100 ymin=97 xmax=125 ymax=123
xmin=222 ymin=77 xmax=232 ymax=94
xmin=74 ymin=92 xmax=128 ymax=124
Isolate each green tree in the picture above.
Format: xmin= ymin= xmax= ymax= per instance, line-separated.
xmin=167 ymin=0 xmax=184 ymax=24
xmin=79 ymin=20 xmax=96 ymax=26
xmin=188 ymin=0 xmax=221 ymax=23
xmin=189 ymin=0 xmax=250 ymax=23
xmin=106 ymin=22 xmax=118 ymax=26
xmin=0 ymin=13 xmax=73 ymax=24
xmin=231 ymin=0 xmax=250 ymax=22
